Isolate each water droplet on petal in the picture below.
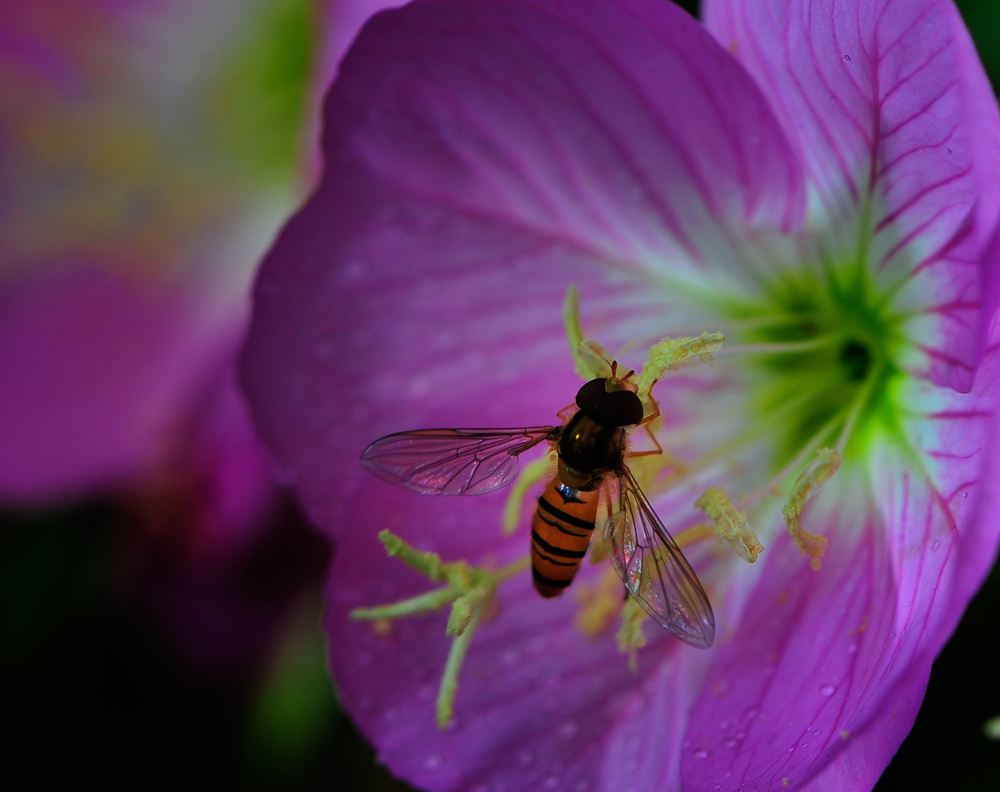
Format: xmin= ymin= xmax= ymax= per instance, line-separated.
xmin=820 ymin=684 xmax=836 ymax=697
xmin=931 ymin=539 xmax=941 ymax=550
xmin=693 ymin=748 xmax=709 ymax=760
xmin=843 ymin=54 xmax=852 ymax=62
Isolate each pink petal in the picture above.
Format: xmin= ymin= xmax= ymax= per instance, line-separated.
xmin=803 ymin=344 xmax=1000 ymax=790
xmin=704 ymin=0 xmax=1000 ymax=391
xmin=328 ymin=484 xmax=710 ymax=791
xmin=325 ymin=1 xmax=407 ymax=72
xmin=684 ymin=522 xmax=895 ymax=792
xmin=681 ymin=341 xmax=1000 ymax=791
xmin=242 ymin=0 xmax=805 ymax=533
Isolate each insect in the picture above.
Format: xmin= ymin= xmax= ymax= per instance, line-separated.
xmin=361 ymin=365 xmax=715 ymax=648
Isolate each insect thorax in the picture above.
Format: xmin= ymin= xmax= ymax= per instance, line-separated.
xmin=557 ymin=411 xmax=625 ymax=487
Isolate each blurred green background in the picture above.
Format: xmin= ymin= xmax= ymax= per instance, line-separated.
xmin=3 ymin=1 xmax=1000 ymax=789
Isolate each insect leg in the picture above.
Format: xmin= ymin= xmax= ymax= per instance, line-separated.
xmin=626 ymin=421 xmax=663 ymax=459
xmin=556 ymin=402 xmax=578 ymax=422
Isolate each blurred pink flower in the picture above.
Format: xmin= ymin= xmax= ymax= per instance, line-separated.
xmin=0 ymin=0 xmax=331 ymax=503
xmin=0 ymin=0 xmax=399 ymax=671
xmin=243 ymin=0 xmax=1000 ymax=790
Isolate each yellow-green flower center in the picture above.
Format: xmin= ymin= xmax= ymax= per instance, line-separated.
xmin=720 ymin=265 xmax=902 ymax=472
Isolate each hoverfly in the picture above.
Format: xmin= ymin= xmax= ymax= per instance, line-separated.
xmin=361 ymin=365 xmax=715 ymax=648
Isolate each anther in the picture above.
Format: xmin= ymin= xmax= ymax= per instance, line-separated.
xmin=695 ymin=487 xmax=764 ymax=563
xmin=616 ymin=596 xmax=648 ymax=670
xmin=636 ymin=331 xmax=726 ymax=398
xmin=782 ymin=448 xmax=840 ymax=569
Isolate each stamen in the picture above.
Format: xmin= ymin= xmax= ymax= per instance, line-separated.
xmin=833 ymin=368 xmax=880 ymax=456
xmin=351 ymin=586 xmax=459 ymax=621
xmin=667 ymin=379 xmax=832 ymax=490
xmin=586 ymin=523 xmax=611 ymax=564
xmin=502 ymin=456 xmax=553 ymax=535
xmin=563 ymin=286 xmax=611 ymax=380
xmin=635 ymin=331 xmax=725 ymax=397
xmin=695 ymin=488 xmax=764 ymax=563
xmin=717 ymin=333 xmax=844 ymax=356
xmin=437 ymin=612 xmax=481 ymax=728
xmin=351 ymin=530 xmax=528 ymax=728
xmin=616 ymin=595 xmax=648 ymax=671
xmin=562 ymin=285 xmax=585 ymax=371
xmin=672 ymin=522 xmax=717 ymax=548
xmin=745 ymin=310 xmax=815 ymax=327
xmin=744 ymin=397 xmax=852 ymax=513
xmin=782 ymin=448 xmax=841 ymax=569
xmin=574 ymin=567 xmax=624 ymax=637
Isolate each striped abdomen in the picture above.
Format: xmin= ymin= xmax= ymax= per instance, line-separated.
xmin=531 ymin=478 xmax=600 ymax=597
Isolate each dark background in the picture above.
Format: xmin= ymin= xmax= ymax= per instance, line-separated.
xmin=4 ymin=1 xmax=999 ymax=789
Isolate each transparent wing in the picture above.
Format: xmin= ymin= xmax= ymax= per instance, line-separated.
xmin=604 ymin=466 xmax=715 ymax=648
xmin=361 ymin=427 xmax=557 ymax=495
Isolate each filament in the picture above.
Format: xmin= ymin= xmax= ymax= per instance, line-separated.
xmin=716 ymin=333 xmax=845 ymax=356
xmin=833 ymin=370 xmax=879 ymax=456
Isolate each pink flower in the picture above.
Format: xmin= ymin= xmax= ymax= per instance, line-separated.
xmin=242 ymin=1 xmax=1000 ymax=790
xmin=0 ymin=0 xmax=333 ymax=502
xmin=0 ymin=0 xmax=363 ymax=672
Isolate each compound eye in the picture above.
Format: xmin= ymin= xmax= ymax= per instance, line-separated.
xmin=575 ymin=378 xmax=608 ymax=413
xmin=599 ymin=389 xmax=644 ymax=426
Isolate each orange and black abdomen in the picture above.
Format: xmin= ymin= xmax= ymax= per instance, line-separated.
xmin=531 ymin=478 xmax=600 ymax=597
